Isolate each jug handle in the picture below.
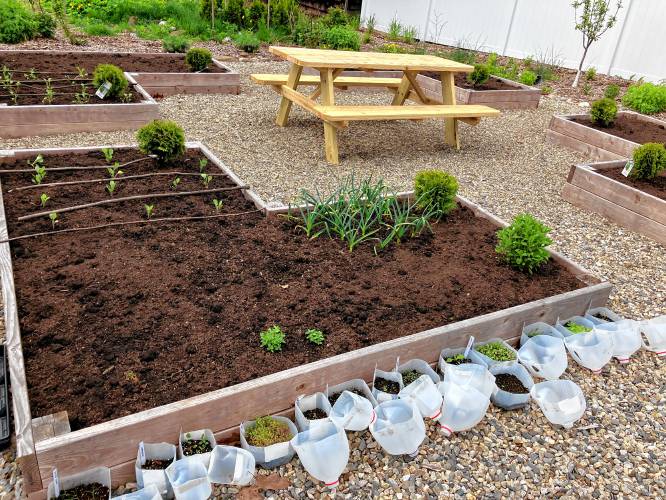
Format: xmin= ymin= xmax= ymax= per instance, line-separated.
xmin=640 ymin=331 xmax=651 ymax=348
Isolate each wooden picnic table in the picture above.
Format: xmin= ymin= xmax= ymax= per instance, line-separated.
xmin=253 ymin=46 xmax=500 ymax=164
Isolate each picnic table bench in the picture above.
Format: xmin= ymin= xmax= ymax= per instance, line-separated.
xmin=252 ymin=46 xmax=500 ymax=164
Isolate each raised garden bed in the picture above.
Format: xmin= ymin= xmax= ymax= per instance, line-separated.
xmin=0 ymin=144 xmax=611 ymax=497
xmin=546 ymin=111 xmax=666 ymax=160
xmin=562 ymin=160 xmax=666 ymax=246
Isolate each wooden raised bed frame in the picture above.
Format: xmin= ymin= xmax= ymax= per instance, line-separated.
xmin=546 ymin=111 xmax=666 ymax=160
xmin=0 ymin=144 xmax=611 ymax=498
xmin=562 ymin=160 xmax=666 ymax=246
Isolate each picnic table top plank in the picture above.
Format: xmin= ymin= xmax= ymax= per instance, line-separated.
xmin=269 ymin=46 xmax=475 ymax=72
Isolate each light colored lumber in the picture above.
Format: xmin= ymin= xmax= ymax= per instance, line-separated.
xmin=320 ymin=68 xmax=339 ymax=165
xmin=440 ymin=72 xmax=459 ymax=149
xmin=251 ymin=74 xmax=402 ymax=88
xmin=275 ymin=64 xmax=303 ymax=127
xmin=312 ymin=104 xmax=500 ymax=122
xmin=391 ymin=74 xmax=412 ymax=106
xmin=404 ymin=71 xmax=432 ymax=104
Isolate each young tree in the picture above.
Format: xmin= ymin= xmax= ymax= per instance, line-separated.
xmin=571 ymin=0 xmax=623 ymax=88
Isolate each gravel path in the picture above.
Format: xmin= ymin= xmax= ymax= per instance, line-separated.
xmin=0 ymin=61 xmax=664 ymax=499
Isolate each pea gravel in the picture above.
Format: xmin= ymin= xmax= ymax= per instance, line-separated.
xmin=0 ymin=61 xmax=664 ymax=499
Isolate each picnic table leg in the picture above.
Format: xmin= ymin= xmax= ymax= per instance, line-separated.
xmin=440 ymin=71 xmax=459 ymax=149
xmin=320 ymin=68 xmax=339 ymax=164
xmin=391 ymin=73 xmax=412 ymax=105
xmin=276 ymin=63 xmax=303 ymax=127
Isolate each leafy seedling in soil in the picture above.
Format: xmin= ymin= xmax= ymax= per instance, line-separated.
xmin=101 ymin=147 xmax=114 ymax=163
xmin=54 ymin=482 xmax=109 ymax=499
xmin=120 ymin=91 xmax=134 ymax=103
xmin=199 ymin=158 xmax=208 ymax=172
xmin=401 ymin=370 xmax=423 ymax=385
xmin=144 ymin=204 xmax=155 ymax=219
xmin=106 ymin=180 xmax=117 ymax=195
xmin=125 ymin=370 xmax=139 ymax=383
xmin=48 ymin=212 xmax=58 ymax=229
xmin=260 ymin=325 xmax=285 ymax=352
xmin=73 ymin=84 xmax=90 ymax=104
xmin=245 ymin=416 xmax=293 ymax=447
xmin=76 ymin=66 xmax=88 ymax=78
xmin=24 ymin=68 xmax=37 ymax=80
xmin=39 ymin=193 xmax=50 ymax=208
xmin=476 ymin=341 xmax=516 ymax=362
xmin=302 ymin=408 xmax=328 ymax=420
xmin=305 ymin=328 xmax=325 ymax=345
xmin=211 ymin=198 xmax=223 ymax=212
xmin=171 ymin=177 xmax=181 ymax=189
xmin=29 ymin=155 xmax=46 ymax=184
xmin=374 ymin=377 xmax=400 ymax=394
xmin=495 ymin=373 xmax=529 ymax=394
xmin=106 ymin=162 xmax=123 ymax=178
xmin=182 ymin=433 xmax=213 ymax=456
xmin=564 ymin=322 xmax=592 ymax=334
xmin=200 ymin=173 xmax=213 ymax=188
xmin=142 ymin=458 xmax=173 ymax=470
xmin=42 ymin=78 xmax=54 ymax=104
xmin=328 ymin=388 xmax=367 ymax=406
xmin=445 ymin=354 xmax=470 ymax=365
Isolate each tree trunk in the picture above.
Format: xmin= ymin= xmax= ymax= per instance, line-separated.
xmin=572 ymin=46 xmax=590 ymax=88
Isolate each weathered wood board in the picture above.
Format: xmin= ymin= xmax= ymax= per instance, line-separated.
xmin=562 ymin=161 xmax=666 ymax=246
xmin=0 ymin=144 xmax=611 ymax=498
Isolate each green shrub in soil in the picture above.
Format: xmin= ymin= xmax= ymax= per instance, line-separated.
xmin=35 ymin=13 xmax=56 ymax=38
xmin=413 ymin=170 xmax=459 ymax=217
xmin=305 ymin=328 xmax=325 ymax=345
xmin=622 ymin=82 xmax=666 ymax=114
xmin=260 ymin=325 xmax=286 ymax=352
xmin=631 ymin=143 xmax=666 ymax=180
xmin=163 ymin=35 xmax=191 ymax=53
xmin=446 ymin=47 xmax=475 ymax=65
xmin=92 ymin=64 xmax=128 ymax=98
xmin=590 ymin=97 xmax=618 ymax=127
xmin=564 ymin=322 xmax=592 ymax=334
xmin=234 ymin=31 xmax=260 ymax=53
xmin=604 ymin=83 xmax=620 ymax=100
xmin=245 ymin=416 xmax=293 ymax=447
xmin=476 ymin=341 xmax=516 ymax=361
xmin=245 ymin=0 xmax=267 ymax=31
xmin=220 ymin=0 xmax=244 ymax=27
xmin=185 ymin=47 xmax=212 ymax=72
xmin=495 ymin=214 xmax=552 ymax=275
xmin=0 ymin=0 xmax=37 ymax=44
xmin=519 ymin=70 xmax=537 ymax=86
xmin=467 ymin=64 xmax=490 ymax=86
xmin=321 ymin=7 xmax=349 ymax=28
xmin=270 ymin=0 xmax=300 ymax=30
xmin=378 ymin=43 xmax=405 ymax=54
xmin=321 ymin=25 xmax=360 ymax=51
xmin=136 ymin=120 xmax=186 ymax=164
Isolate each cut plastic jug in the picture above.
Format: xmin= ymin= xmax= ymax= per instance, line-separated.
xmin=555 ymin=316 xmax=596 ymax=338
xmin=488 ymin=363 xmax=534 ymax=410
xmin=135 ymin=441 xmax=176 ymax=498
xmin=436 ymin=381 xmax=491 ymax=437
xmin=641 ymin=315 xmax=666 ymax=357
xmin=564 ymin=329 xmax=614 ymax=374
xmin=112 ymin=484 xmax=161 ymax=500
xmin=438 ymin=347 xmax=472 ymax=372
xmin=327 ymin=378 xmax=378 ymax=407
xmin=531 ymin=380 xmax=586 ymax=429
xmin=47 ymin=467 xmax=111 ymax=500
xmin=396 ymin=358 xmax=440 ymax=385
xmin=240 ymin=416 xmax=297 ymax=469
xmin=369 ymin=399 xmax=426 ymax=457
xmin=595 ymin=319 xmax=642 ymax=363
xmin=165 ymin=456 xmax=212 ymax=500
xmin=585 ymin=307 xmax=623 ymax=325
xmin=295 ymin=392 xmax=331 ymax=431
xmin=290 ymin=421 xmax=349 ymax=492
xmin=398 ymin=375 xmax=443 ymax=420
xmin=178 ymin=428 xmax=215 ymax=469
xmin=372 ymin=367 xmax=403 ymax=403
xmin=443 ymin=362 xmax=496 ymax=399
xmin=517 ymin=335 xmax=568 ymax=380
xmin=520 ymin=321 xmax=564 ymax=346
xmin=329 ymin=390 xmax=375 ymax=431
xmin=207 ymin=445 xmax=255 ymax=486
xmin=469 ymin=338 xmax=518 ymax=367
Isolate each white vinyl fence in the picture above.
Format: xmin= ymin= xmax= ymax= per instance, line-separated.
xmin=360 ymin=0 xmax=665 ymax=82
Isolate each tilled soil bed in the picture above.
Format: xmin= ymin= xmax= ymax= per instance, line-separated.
xmin=0 ymin=148 xmax=584 ymax=430
xmin=420 ymin=71 xmax=519 ymax=91
xmin=597 ymin=167 xmax=666 ymax=201
xmin=571 ymin=114 xmax=666 ymax=145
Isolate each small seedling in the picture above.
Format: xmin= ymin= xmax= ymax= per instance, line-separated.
xmin=42 ymin=78 xmax=54 ymax=104
xmin=24 ymin=68 xmax=37 ymax=80
xmin=564 ymin=322 xmax=592 ymax=334
xmin=76 ymin=66 xmax=88 ymax=78
xmin=29 ymin=155 xmax=46 ymax=185
xmin=182 ymin=434 xmax=213 ymax=455
xmin=445 ymin=353 xmax=467 ymax=363
xmin=260 ymin=325 xmax=285 ymax=352
xmin=476 ymin=341 xmax=516 ymax=361
xmin=106 ymin=162 xmax=123 ymax=178
xmin=171 ymin=177 xmax=181 ymax=189
xmin=401 ymin=369 xmax=422 ymax=385
xmin=106 ymin=180 xmax=117 ymax=195
xmin=211 ymin=198 xmax=223 ymax=211
xmin=73 ymin=83 xmax=90 ymax=104
xmin=120 ymin=91 xmax=134 ymax=103
xmin=101 ymin=147 xmax=114 ymax=163
xmin=305 ymin=328 xmax=325 ymax=345
xmin=48 ymin=212 xmax=58 ymax=228
xmin=198 ymin=158 xmax=208 ymax=172
xmin=124 ymin=370 xmax=139 ymax=383
xmin=39 ymin=193 xmax=50 ymax=208
xmin=245 ymin=416 xmax=293 ymax=447
xmin=144 ymin=204 xmax=155 ymax=219
xmin=200 ymin=173 xmax=213 ymax=188
xmin=582 ymin=82 xmax=592 ymax=95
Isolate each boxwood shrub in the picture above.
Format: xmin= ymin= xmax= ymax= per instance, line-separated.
xmin=631 ymin=143 xmax=666 ymax=180
xmin=495 ymin=214 xmax=552 ymax=275
xmin=590 ymin=98 xmax=617 ymax=128
xmin=414 ymin=170 xmax=459 ymax=217
xmin=137 ymin=120 xmax=186 ymax=163
xmin=92 ymin=64 xmax=128 ymax=98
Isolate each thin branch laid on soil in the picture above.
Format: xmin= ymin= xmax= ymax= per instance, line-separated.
xmin=18 ymin=186 xmax=249 ymax=221
xmin=10 ymin=171 xmax=227 ymax=191
xmin=0 ymin=210 xmax=262 ymax=244
xmin=0 ymin=156 xmax=155 ymax=174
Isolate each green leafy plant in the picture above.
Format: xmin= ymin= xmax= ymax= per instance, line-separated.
xmin=35 ymin=12 xmax=56 ymax=38
xmin=92 ymin=64 xmax=128 ymax=99
xmin=413 ymin=170 xmax=459 ymax=217
xmin=182 ymin=433 xmax=213 ymax=455
xmin=321 ymin=25 xmax=360 ymax=51
xmin=211 ymin=198 xmax=223 ymax=211
xmin=467 ymin=64 xmax=490 ymax=86
xmin=171 ymin=177 xmax=181 ymax=189
xmin=106 ymin=162 xmax=123 ymax=178
xmin=622 ymin=82 xmax=666 ymax=114
xmin=476 ymin=341 xmax=516 ymax=361
xmin=0 ymin=0 xmax=37 ymax=44
xmin=163 ymin=35 xmax=190 ymax=53
xmin=136 ymin=120 xmax=186 ymax=163
xmin=604 ymin=83 xmax=620 ymax=99
xmin=29 ymin=155 xmax=46 ymax=185
xmin=101 ymin=148 xmax=114 ymax=163
xmin=245 ymin=0 xmax=267 ymax=30
xmin=305 ymin=328 xmax=325 ymax=345
xmin=200 ymin=173 xmax=213 ymax=187
xmin=519 ymin=70 xmax=538 ymax=86
xmin=564 ymin=321 xmax=592 ymax=334
xmin=630 ymin=143 xmax=666 ymax=180
xmin=24 ymin=68 xmax=36 ymax=80
xmin=495 ymin=214 xmax=552 ymax=274
xmin=73 ymin=83 xmax=90 ymax=104
xmin=234 ymin=31 xmax=260 ymax=53
xmin=402 ymin=25 xmax=418 ymax=44
xmin=541 ymin=85 xmax=553 ymax=95
xmin=76 ymin=66 xmax=88 ymax=78
xmin=48 ymin=211 xmax=58 ymax=229
xmin=144 ymin=204 xmax=155 ymax=219
xmin=321 ymin=7 xmax=349 ymax=28
xmin=245 ymin=416 xmax=292 ymax=447
xmin=590 ymin=97 xmax=617 ymax=127
xmin=199 ymin=158 xmax=208 ymax=172
xmin=445 ymin=353 xmax=468 ymax=364
xmin=42 ymin=77 xmax=54 ymax=104
xmin=106 ymin=180 xmax=117 ymax=195
xmin=39 ymin=193 xmax=50 ymax=208
xmin=378 ymin=43 xmax=405 ymax=54
xmin=185 ymin=47 xmax=212 ymax=72
xmin=585 ymin=67 xmax=597 ymax=80
xmin=401 ymin=369 xmax=422 ymax=385
xmin=387 ymin=16 xmax=402 ymax=41
xmin=260 ymin=325 xmax=286 ymax=352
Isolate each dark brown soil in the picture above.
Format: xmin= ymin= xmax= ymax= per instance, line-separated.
xmin=571 ymin=114 xmax=666 ymax=145
xmin=495 ymin=374 xmax=529 ymax=394
xmin=55 ymin=483 xmax=109 ymax=499
xmin=400 ymin=370 xmax=423 ymax=386
xmin=0 ymin=149 xmax=584 ymax=429
xmin=444 ymin=357 xmax=471 ymax=365
xmin=302 ymin=408 xmax=328 ymax=420
xmin=328 ymin=388 xmax=367 ymax=406
xmin=592 ymin=313 xmax=613 ymax=322
xmin=596 ymin=167 xmax=666 ymax=201
xmin=420 ymin=72 xmax=522 ymax=91
xmin=181 ymin=437 xmax=213 ymax=456
xmin=142 ymin=458 xmax=173 ymax=470
xmin=374 ymin=377 xmax=401 ymax=394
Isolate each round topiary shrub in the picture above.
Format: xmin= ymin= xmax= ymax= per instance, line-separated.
xmin=185 ymin=48 xmax=212 ymax=72
xmin=590 ymin=97 xmax=617 ymax=127
xmin=92 ymin=64 xmax=128 ymax=99
xmin=136 ymin=120 xmax=186 ymax=163
xmin=414 ymin=170 xmax=459 ymax=216
xmin=631 ymin=143 xmax=666 ymax=180
xmin=495 ymin=214 xmax=552 ymax=275
xmin=35 ymin=13 xmax=56 ymax=39
xmin=467 ymin=64 xmax=489 ymax=86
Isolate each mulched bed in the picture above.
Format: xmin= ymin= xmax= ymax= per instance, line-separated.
xmin=571 ymin=114 xmax=666 ymax=145
xmin=0 ymin=149 xmax=584 ymax=429
xmin=54 ymin=483 xmax=109 ymax=499
xmin=420 ymin=71 xmax=521 ymax=91
xmin=142 ymin=459 xmax=173 ymax=470
xmin=596 ymin=167 xmax=666 ymax=201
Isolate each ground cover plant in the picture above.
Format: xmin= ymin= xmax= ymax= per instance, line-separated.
xmin=621 ymin=82 xmax=666 ymax=115
xmin=476 ymin=341 xmax=516 ymax=361
xmin=245 ymin=416 xmax=293 ymax=447
xmin=400 ymin=369 xmax=422 ymax=385
xmin=564 ymin=321 xmax=592 ymax=334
